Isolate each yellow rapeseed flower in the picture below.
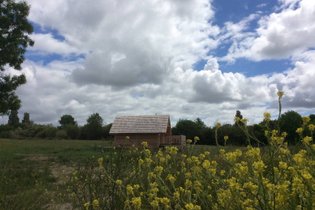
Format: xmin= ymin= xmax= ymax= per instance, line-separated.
xmin=130 ymin=197 xmax=141 ymax=209
xmin=302 ymin=136 xmax=312 ymax=145
xmin=186 ymin=139 xmax=193 ymax=144
xmin=173 ymin=191 xmax=180 ymax=200
xmin=166 ymin=174 xmax=176 ymax=184
xmin=141 ymin=141 xmax=148 ymax=148
xmin=296 ymin=127 xmax=304 ymax=135
xmin=194 ymin=136 xmax=200 ymax=142
xmin=138 ymin=158 xmax=144 ymax=167
xmin=302 ymin=116 xmax=310 ymax=125
xmin=83 ymin=202 xmax=90 ymax=210
xmin=166 ymin=146 xmax=178 ymax=155
xmin=154 ymin=166 xmax=164 ymax=176
xmin=264 ymin=112 xmax=271 ymax=121
xmin=301 ymin=169 xmax=312 ymax=180
xmin=220 ymin=170 xmax=226 ymax=176
xmin=243 ymin=182 xmax=258 ymax=193
xmin=245 ymin=147 xmax=261 ymax=160
xmin=144 ymin=149 xmax=151 ymax=157
xmin=92 ymin=199 xmax=99 ymax=209
xmin=115 ymin=179 xmax=122 ymax=186
xmin=226 ymin=177 xmax=241 ymax=191
xmin=97 ymin=157 xmax=103 ymax=168
xmin=225 ymin=150 xmax=242 ymax=162
xmin=215 ymin=122 xmax=221 ymax=129
xmin=126 ymin=185 xmax=133 ymax=195
xmin=308 ymin=124 xmax=315 ymax=132
xmin=241 ymin=118 xmax=248 ymax=125
xmin=278 ymin=161 xmax=288 ymax=170
xmin=159 ymin=197 xmax=170 ymax=207
xmin=185 ymin=179 xmax=192 ymax=188
xmin=185 ymin=203 xmax=201 ymax=210
xmin=277 ymin=90 xmax=284 ymax=99
xmin=150 ymin=199 xmax=159 ymax=209
xmin=193 ymin=180 xmax=203 ymax=193
xmin=293 ymin=150 xmax=307 ymax=164
xmin=253 ymin=160 xmax=266 ymax=174
xmin=202 ymin=160 xmax=210 ymax=169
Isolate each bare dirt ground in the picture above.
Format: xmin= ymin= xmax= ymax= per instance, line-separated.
xmin=25 ymin=155 xmax=77 ymax=210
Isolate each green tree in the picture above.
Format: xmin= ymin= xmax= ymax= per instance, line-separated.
xmin=8 ymin=109 xmax=19 ymax=127
xmin=64 ymin=124 xmax=80 ymax=139
xmin=59 ymin=114 xmax=77 ymax=127
xmin=84 ymin=113 xmax=104 ymax=140
xmin=0 ymin=0 xmax=34 ymax=115
xmin=309 ymin=114 xmax=315 ymax=124
xmin=58 ymin=115 xmax=79 ymax=139
xmin=21 ymin=112 xmax=31 ymax=127
xmin=172 ymin=119 xmax=206 ymax=143
xmin=279 ymin=111 xmax=302 ymax=144
xmin=103 ymin=123 xmax=112 ymax=139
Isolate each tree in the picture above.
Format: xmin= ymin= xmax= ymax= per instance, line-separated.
xmin=84 ymin=113 xmax=104 ymax=140
xmin=279 ymin=111 xmax=303 ymax=144
xmin=309 ymin=114 xmax=315 ymax=124
xmin=21 ymin=112 xmax=31 ymax=126
xmin=0 ymin=0 xmax=34 ymax=115
xmin=172 ymin=119 xmax=204 ymax=143
xmin=103 ymin=123 xmax=112 ymax=139
xmin=58 ymin=114 xmax=79 ymax=139
xmin=59 ymin=114 xmax=77 ymax=127
xmin=8 ymin=109 xmax=19 ymax=127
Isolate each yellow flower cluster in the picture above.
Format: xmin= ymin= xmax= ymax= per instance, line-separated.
xmin=76 ymin=142 xmax=315 ymax=210
xmin=70 ymin=93 xmax=314 ymax=210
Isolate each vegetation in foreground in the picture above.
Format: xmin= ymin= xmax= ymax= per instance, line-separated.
xmin=67 ymin=92 xmax=314 ymax=210
xmin=69 ymin=139 xmax=314 ymax=210
xmin=0 ymin=139 xmax=112 ymax=210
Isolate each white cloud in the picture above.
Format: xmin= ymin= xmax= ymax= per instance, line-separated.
xmin=29 ymin=33 xmax=81 ymax=55
xmin=223 ymin=0 xmax=315 ymax=61
xmin=26 ymin=0 xmax=220 ymax=87
xmin=6 ymin=0 xmax=313 ymax=127
xmin=14 ymin=50 xmax=315 ymax=127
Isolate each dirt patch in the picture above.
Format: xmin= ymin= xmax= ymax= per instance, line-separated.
xmin=23 ymin=154 xmax=52 ymax=161
xmin=50 ymin=163 xmax=75 ymax=185
xmin=23 ymin=155 xmax=77 ymax=210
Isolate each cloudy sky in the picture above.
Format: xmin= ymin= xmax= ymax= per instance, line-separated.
xmin=5 ymin=0 xmax=315 ymax=126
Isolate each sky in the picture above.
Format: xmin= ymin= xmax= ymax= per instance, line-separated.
xmin=3 ymin=0 xmax=315 ymax=126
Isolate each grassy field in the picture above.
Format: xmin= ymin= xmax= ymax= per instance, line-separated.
xmin=0 ymin=139 xmax=313 ymax=210
xmin=0 ymin=139 xmax=113 ymax=210
xmin=0 ymin=139 xmax=241 ymax=210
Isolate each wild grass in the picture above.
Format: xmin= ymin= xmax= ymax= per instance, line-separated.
xmin=0 ymin=139 xmax=112 ymax=210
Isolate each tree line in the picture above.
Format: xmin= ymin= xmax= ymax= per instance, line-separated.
xmin=172 ymin=110 xmax=315 ymax=146
xmin=1 ymin=112 xmax=112 ymax=140
xmin=1 ymin=110 xmax=314 ymax=146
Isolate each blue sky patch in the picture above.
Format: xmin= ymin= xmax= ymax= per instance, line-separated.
xmin=219 ymin=58 xmax=293 ymax=76
xmin=25 ymin=51 xmax=85 ymax=65
xmin=31 ymin=22 xmax=65 ymax=41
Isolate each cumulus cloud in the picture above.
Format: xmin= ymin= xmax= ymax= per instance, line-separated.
xmin=26 ymin=0 xmax=219 ymax=87
xmin=12 ymin=48 xmax=315 ymax=126
xmin=223 ymin=0 xmax=315 ymax=61
xmin=6 ymin=0 xmax=313 ymax=127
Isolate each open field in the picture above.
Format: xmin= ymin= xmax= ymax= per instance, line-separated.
xmin=0 ymin=139 xmax=244 ymax=210
xmin=0 ymin=139 xmax=113 ymax=210
xmin=0 ymin=139 xmax=314 ymax=210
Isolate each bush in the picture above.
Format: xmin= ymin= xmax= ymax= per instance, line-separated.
xmin=56 ymin=129 xmax=68 ymax=140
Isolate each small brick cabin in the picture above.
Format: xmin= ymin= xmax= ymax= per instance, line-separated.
xmin=110 ymin=115 xmax=185 ymax=148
